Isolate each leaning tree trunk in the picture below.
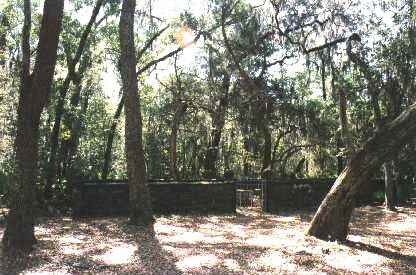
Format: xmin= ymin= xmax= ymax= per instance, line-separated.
xmin=346 ymin=34 xmax=399 ymax=210
xmin=102 ymin=94 xmax=124 ymax=180
xmin=307 ymin=103 xmax=416 ymax=241
xmin=44 ymin=0 xmax=103 ymax=200
xmin=119 ymin=0 xmax=153 ymax=225
xmin=2 ymin=0 xmax=64 ymax=251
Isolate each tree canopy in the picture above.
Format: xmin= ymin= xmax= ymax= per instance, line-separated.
xmin=0 ymin=0 xmax=415 ymax=251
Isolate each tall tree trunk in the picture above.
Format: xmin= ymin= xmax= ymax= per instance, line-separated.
xmin=261 ymin=98 xmax=273 ymax=179
xmin=383 ymin=160 xmax=396 ymax=210
xmin=204 ymin=74 xmax=230 ymax=178
xmin=320 ymin=53 xmax=326 ymax=101
xmin=307 ymin=103 xmax=416 ymax=241
xmin=44 ymin=0 xmax=103 ymax=200
xmin=2 ymin=0 xmax=64 ymax=251
xmin=102 ymin=94 xmax=125 ymax=180
xmin=119 ymin=0 xmax=153 ymax=225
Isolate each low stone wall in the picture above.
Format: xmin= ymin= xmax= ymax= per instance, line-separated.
xmin=73 ymin=180 xmax=236 ymax=217
xmin=263 ymin=178 xmax=384 ymax=213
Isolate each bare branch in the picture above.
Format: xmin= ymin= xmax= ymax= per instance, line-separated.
xmin=304 ymin=36 xmax=348 ymax=54
xmin=137 ymin=25 xmax=169 ymax=62
xmin=136 ymin=21 xmax=229 ymax=77
xmin=72 ymin=0 xmax=105 ymax=68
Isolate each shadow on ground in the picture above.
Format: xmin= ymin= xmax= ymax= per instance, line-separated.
xmin=0 ymin=205 xmax=415 ymax=274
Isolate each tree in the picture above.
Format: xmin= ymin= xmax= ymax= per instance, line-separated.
xmin=2 ymin=0 xmax=64 ymax=251
xmin=119 ymin=0 xmax=154 ymax=225
xmin=307 ymin=103 xmax=416 ymax=241
xmin=169 ymin=55 xmax=188 ymax=180
xmin=45 ymin=0 xmax=104 ymax=200
xmin=102 ymin=93 xmax=124 ymax=180
xmin=101 ymin=25 xmax=170 ymax=180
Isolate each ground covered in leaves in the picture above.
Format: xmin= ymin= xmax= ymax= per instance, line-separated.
xmin=1 ymin=205 xmax=415 ymax=274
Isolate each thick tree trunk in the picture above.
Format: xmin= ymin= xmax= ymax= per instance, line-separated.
xmin=2 ymin=0 xmax=64 ymax=251
xmin=119 ymin=0 xmax=153 ymax=225
xmin=307 ymin=103 xmax=416 ymax=241
xmin=102 ymin=94 xmax=125 ymax=180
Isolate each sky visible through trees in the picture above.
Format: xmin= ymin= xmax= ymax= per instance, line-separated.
xmin=75 ymin=0 xmax=401 ymax=105
xmin=0 ymin=0 xmax=416 ymax=272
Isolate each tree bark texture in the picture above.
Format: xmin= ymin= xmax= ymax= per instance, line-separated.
xmin=307 ymin=103 xmax=416 ymax=241
xmin=2 ymin=0 xmax=64 ymax=251
xmin=119 ymin=0 xmax=154 ymax=225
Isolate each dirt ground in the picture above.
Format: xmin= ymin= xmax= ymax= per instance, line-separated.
xmin=0 ymin=205 xmax=415 ymax=274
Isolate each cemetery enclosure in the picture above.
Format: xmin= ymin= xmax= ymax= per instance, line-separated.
xmin=72 ymin=180 xmax=236 ymax=217
xmin=72 ymin=178 xmax=392 ymax=217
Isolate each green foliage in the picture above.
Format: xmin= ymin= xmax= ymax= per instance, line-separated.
xmin=0 ymin=0 xmax=415 ymax=205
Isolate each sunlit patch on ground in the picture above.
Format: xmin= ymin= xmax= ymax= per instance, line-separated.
xmin=1 ymin=205 xmax=416 ymax=274
xmin=176 ymin=254 xmax=220 ymax=270
xmin=93 ymin=243 xmax=136 ymax=265
xmin=323 ymin=249 xmax=384 ymax=273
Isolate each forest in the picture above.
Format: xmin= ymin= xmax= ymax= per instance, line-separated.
xmin=0 ymin=0 xmax=416 ymax=274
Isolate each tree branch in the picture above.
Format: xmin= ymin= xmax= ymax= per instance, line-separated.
xmin=137 ymin=25 xmax=169 ymax=62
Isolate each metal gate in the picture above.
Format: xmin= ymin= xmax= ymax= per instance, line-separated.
xmin=235 ymin=180 xmax=266 ymax=209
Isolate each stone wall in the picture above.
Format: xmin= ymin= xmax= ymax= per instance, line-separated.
xmin=73 ymin=180 xmax=236 ymax=217
xmin=263 ymin=178 xmax=384 ymax=213
xmin=72 ymin=178 xmax=388 ymax=217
